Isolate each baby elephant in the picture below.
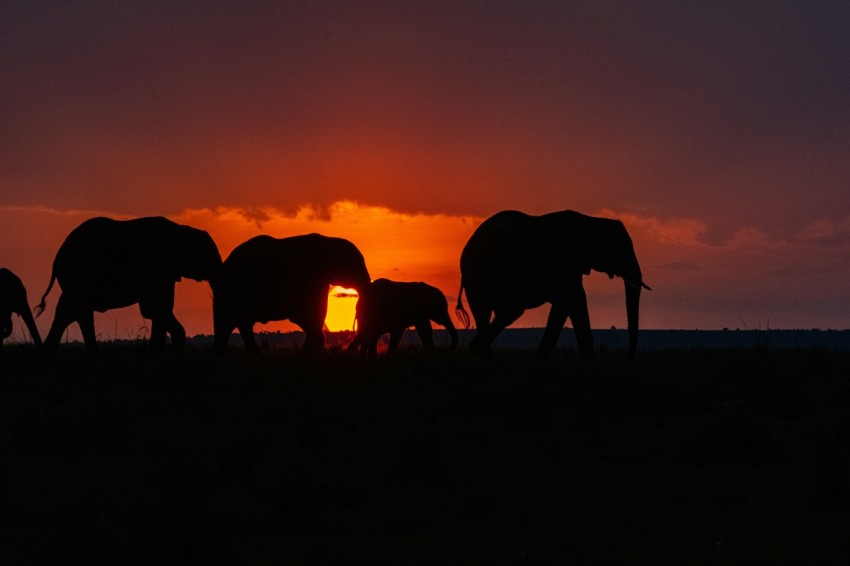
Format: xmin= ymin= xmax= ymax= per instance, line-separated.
xmin=348 ymin=278 xmax=458 ymax=355
xmin=0 ymin=268 xmax=42 ymax=347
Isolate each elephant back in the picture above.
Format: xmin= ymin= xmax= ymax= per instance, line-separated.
xmin=219 ymin=233 xmax=370 ymax=298
xmin=52 ymin=217 xmax=201 ymax=299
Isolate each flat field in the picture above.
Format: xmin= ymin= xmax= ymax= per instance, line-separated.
xmin=1 ymin=344 xmax=849 ymax=564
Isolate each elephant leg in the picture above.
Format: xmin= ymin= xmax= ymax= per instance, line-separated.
xmin=300 ymin=320 xmax=325 ymax=352
xmin=432 ymin=311 xmax=458 ymax=349
xmin=347 ymin=325 xmax=364 ymax=353
xmin=347 ymin=331 xmax=374 ymax=356
xmin=140 ymin=290 xmax=178 ymax=353
xmin=366 ymin=336 xmax=379 ymax=356
xmin=472 ymin=306 xmax=523 ymax=356
xmin=238 ymin=323 xmax=259 ymax=354
xmin=363 ymin=331 xmax=379 ymax=356
xmin=353 ymin=335 xmax=371 ymax=356
xmin=537 ymin=303 xmax=569 ymax=359
xmin=44 ymin=294 xmax=77 ymax=350
xmin=416 ymin=320 xmax=434 ymax=349
xmin=18 ymin=305 xmax=42 ymax=347
xmin=489 ymin=307 xmax=523 ymax=338
xmin=568 ymin=284 xmax=595 ymax=361
xmin=77 ymin=309 xmax=98 ymax=352
xmin=149 ymin=318 xmax=167 ymax=353
xmin=212 ymin=326 xmax=233 ymax=353
xmin=386 ymin=327 xmax=405 ymax=352
xmin=166 ymin=314 xmax=186 ymax=351
xmin=467 ymin=296 xmax=494 ymax=355
xmin=295 ymin=292 xmax=328 ymax=353
xmin=302 ymin=309 xmax=328 ymax=352
xmin=346 ymin=333 xmax=362 ymax=354
xmin=212 ymin=306 xmax=234 ymax=353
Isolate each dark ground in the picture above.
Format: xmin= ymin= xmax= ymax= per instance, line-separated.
xmin=1 ymin=343 xmax=849 ymax=564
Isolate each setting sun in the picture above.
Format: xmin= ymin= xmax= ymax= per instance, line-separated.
xmin=326 ymin=287 xmax=359 ymax=332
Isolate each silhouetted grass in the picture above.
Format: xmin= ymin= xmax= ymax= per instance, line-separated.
xmin=1 ymin=345 xmax=849 ymax=563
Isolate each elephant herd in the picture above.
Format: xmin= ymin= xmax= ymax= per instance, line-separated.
xmin=1 ymin=210 xmax=650 ymax=360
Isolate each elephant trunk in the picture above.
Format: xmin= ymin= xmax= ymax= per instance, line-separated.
xmin=21 ymin=307 xmax=42 ymax=347
xmin=625 ymin=281 xmax=641 ymax=360
xmin=447 ymin=323 xmax=458 ymax=349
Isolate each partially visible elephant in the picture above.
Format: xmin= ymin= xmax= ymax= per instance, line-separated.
xmin=347 ymin=278 xmax=458 ymax=355
xmin=213 ymin=234 xmax=371 ymax=353
xmin=0 ymin=268 xmax=42 ymax=347
xmin=35 ymin=217 xmax=222 ymax=352
xmin=456 ymin=210 xmax=650 ymax=360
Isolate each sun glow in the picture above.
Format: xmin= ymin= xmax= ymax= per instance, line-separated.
xmin=170 ymin=202 xmax=479 ymax=337
xmin=326 ymin=287 xmax=359 ymax=332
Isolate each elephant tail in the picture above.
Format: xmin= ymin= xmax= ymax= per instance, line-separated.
xmin=455 ymin=281 xmax=470 ymax=329
xmin=33 ymin=270 xmax=57 ymax=318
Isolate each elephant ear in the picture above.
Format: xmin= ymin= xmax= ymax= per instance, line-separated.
xmin=531 ymin=215 xmax=589 ymax=277
xmin=164 ymin=224 xmax=189 ymax=282
xmin=172 ymin=225 xmax=221 ymax=283
xmin=558 ymin=231 xmax=593 ymax=276
xmin=164 ymin=260 xmax=182 ymax=283
xmin=572 ymin=246 xmax=593 ymax=276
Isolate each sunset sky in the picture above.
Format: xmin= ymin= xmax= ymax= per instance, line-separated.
xmin=2 ymin=1 xmax=849 ymax=341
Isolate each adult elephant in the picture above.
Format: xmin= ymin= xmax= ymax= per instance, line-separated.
xmin=0 ymin=268 xmax=42 ymax=348
xmin=456 ymin=210 xmax=650 ymax=360
xmin=35 ymin=217 xmax=222 ymax=352
xmin=212 ymin=234 xmax=371 ymax=353
xmin=348 ymin=278 xmax=458 ymax=355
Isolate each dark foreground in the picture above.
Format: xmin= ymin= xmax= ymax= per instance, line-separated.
xmin=2 ymin=345 xmax=850 ymax=564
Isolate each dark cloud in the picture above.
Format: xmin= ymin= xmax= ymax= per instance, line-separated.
xmin=332 ymin=290 xmax=360 ymax=299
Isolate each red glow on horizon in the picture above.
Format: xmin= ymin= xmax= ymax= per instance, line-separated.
xmin=3 ymin=201 xmax=848 ymax=346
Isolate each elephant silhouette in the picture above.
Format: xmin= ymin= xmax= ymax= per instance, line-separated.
xmin=456 ymin=210 xmax=650 ymax=359
xmin=212 ymin=234 xmax=371 ymax=353
xmin=35 ymin=217 xmax=222 ymax=352
xmin=0 ymin=268 xmax=42 ymax=348
xmin=347 ymin=278 xmax=458 ymax=355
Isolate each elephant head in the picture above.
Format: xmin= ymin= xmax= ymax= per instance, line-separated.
xmin=322 ymin=236 xmax=371 ymax=290
xmin=581 ymin=217 xmax=650 ymax=358
xmin=173 ymin=225 xmax=223 ymax=286
xmin=0 ymin=267 xmax=42 ymax=347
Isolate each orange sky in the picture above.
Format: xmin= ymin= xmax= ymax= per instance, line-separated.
xmin=1 ymin=2 xmax=849 ymax=341
xmin=2 ymin=199 xmax=848 ymax=344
